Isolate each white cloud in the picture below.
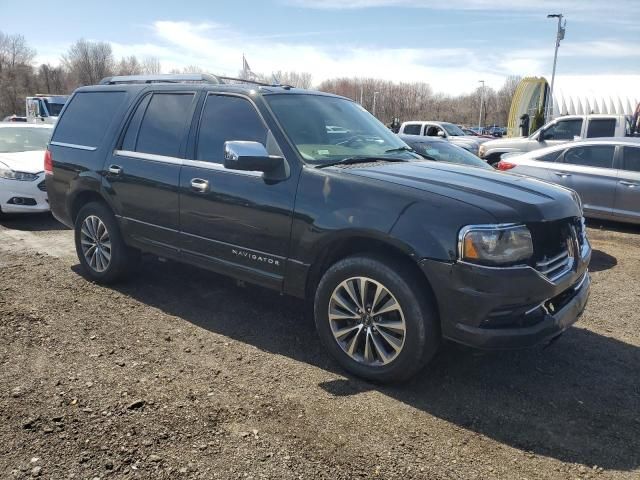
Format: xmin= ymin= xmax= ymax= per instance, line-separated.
xmin=33 ymin=20 xmax=640 ymax=96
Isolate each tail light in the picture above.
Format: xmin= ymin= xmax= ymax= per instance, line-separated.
xmin=497 ymin=161 xmax=516 ymax=171
xmin=44 ymin=149 xmax=53 ymax=175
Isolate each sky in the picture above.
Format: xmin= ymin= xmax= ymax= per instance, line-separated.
xmin=2 ymin=0 xmax=639 ymax=95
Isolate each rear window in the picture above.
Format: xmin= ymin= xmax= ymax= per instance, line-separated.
xmin=403 ymin=124 xmax=422 ymax=135
xmin=535 ymin=149 xmax=564 ymax=162
xmin=52 ymin=91 xmax=126 ymax=147
xmin=586 ymin=119 xmax=616 ymax=138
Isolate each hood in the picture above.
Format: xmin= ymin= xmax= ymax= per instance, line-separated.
xmin=0 ymin=150 xmax=46 ymax=174
xmin=482 ymin=136 xmax=529 ymax=148
xmin=339 ymin=161 xmax=581 ymax=223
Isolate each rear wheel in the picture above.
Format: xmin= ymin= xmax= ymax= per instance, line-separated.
xmin=314 ymin=255 xmax=440 ymax=383
xmin=74 ymin=201 xmax=138 ymax=283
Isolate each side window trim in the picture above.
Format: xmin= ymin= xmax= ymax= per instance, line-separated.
xmin=193 ymin=92 xmax=272 ymax=162
xmin=117 ymin=92 xmax=152 ymax=151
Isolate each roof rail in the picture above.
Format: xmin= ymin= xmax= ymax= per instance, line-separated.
xmin=98 ymin=73 xmax=222 ymax=85
xmin=218 ymin=76 xmax=272 ymax=87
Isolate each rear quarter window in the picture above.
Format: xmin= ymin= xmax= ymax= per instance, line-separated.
xmin=52 ymin=91 xmax=126 ymax=147
xmin=586 ymin=119 xmax=616 ymax=138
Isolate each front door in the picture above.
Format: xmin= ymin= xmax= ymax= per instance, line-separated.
xmin=613 ymin=145 xmax=640 ymax=223
xmin=538 ymin=118 xmax=583 ymax=149
xmin=178 ymin=93 xmax=298 ymax=290
xmin=106 ymin=91 xmax=197 ymax=253
xmin=556 ymin=144 xmax=618 ymax=220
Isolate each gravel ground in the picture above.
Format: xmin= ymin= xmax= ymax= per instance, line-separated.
xmin=0 ymin=213 xmax=639 ymax=479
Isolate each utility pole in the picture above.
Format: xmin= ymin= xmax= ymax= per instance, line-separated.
xmin=478 ymin=80 xmax=485 ymax=133
xmin=546 ymin=13 xmax=566 ymax=120
xmin=373 ymin=91 xmax=379 ymax=117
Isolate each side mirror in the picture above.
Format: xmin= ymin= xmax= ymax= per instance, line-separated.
xmin=437 ymin=130 xmax=446 ymax=138
xmin=538 ymin=130 xmax=547 ymax=141
xmin=224 ymin=141 xmax=288 ymax=180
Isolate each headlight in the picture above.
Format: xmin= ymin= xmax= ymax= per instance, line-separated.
xmin=0 ymin=162 xmax=39 ymax=181
xmin=459 ymin=224 xmax=533 ymax=266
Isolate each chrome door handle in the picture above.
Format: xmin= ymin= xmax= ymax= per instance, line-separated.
xmin=554 ymin=172 xmax=571 ymax=178
xmin=190 ymin=178 xmax=209 ymax=193
xmin=620 ymin=180 xmax=639 ymax=188
xmin=108 ymin=165 xmax=122 ymax=175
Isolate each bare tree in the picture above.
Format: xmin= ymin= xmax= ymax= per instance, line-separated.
xmin=116 ymin=55 xmax=142 ymax=76
xmin=62 ymin=39 xmax=115 ymax=86
xmin=0 ymin=32 xmax=38 ymax=116
xmin=142 ymin=56 xmax=162 ymax=74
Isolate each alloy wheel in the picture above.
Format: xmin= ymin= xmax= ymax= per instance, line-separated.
xmin=328 ymin=276 xmax=406 ymax=366
xmin=80 ymin=215 xmax=111 ymax=273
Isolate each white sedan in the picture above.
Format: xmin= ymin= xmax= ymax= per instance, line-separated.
xmin=0 ymin=123 xmax=53 ymax=215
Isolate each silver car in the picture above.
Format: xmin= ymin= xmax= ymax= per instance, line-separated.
xmin=498 ymin=138 xmax=640 ymax=224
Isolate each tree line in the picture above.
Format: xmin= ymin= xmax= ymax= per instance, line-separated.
xmin=0 ymin=31 xmax=520 ymax=127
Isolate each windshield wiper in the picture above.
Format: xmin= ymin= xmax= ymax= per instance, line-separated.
xmin=316 ymin=156 xmax=409 ymax=169
xmin=384 ymin=146 xmax=414 ymax=154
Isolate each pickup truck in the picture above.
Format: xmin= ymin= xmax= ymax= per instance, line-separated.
xmin=479 ymin=114 xmax=633 ymax=164
xmin=398 ymin=121 xmax=487 ymax=155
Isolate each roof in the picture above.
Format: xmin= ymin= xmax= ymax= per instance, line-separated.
xmin=513 ymin=137 xmax=640 ymax=159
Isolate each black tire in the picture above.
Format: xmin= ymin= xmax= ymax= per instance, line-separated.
xmin=314 ymin=255 xmax=440 ymax=383
xmin=74 ymin=201 xmax=138 ymax=283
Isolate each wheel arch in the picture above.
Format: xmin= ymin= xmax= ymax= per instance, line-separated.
xmin=304 ymin=234 xmax=440 ymax=319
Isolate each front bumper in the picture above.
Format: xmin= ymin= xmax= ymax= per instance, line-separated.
xmin=420 ymin=242 xmax=591 ymax=349
xmin=0 ymin=174 xmax=49 ymax=214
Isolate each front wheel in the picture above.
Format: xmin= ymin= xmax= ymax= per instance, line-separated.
xmin=74 ymin=201 xmax=138 ymax=283
xmin=314 ymin=255 xmax=440 ymax=383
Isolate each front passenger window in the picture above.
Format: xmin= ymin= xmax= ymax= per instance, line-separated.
xmin=197 ymin=95 xmax=269 ymax=163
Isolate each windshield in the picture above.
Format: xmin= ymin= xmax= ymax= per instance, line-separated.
xmin=44 ymin=100 xmax=65 ymax=116
xmin=441 ymin=123 xmax=466 ymax=136
xmin=265 ymin=94 xmax=418 ymax=164
xmin=408 ymin=141 xmax=492 ymax=169
xmin=0 ymin=127 xmax=52 ymax=153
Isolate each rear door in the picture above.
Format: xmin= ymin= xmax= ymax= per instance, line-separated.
xmin=613 ymin=146 xmax=640 ymax=223
xmin=106 ymin=90 xmax=197 ymax=254
xmin=558 ymin=144 xmax=617 ymax=219
xmin=178 ymin=93 xmax=297 ymax=290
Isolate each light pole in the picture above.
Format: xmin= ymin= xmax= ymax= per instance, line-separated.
xmin=478 ymin=80 xmax=485 ymax=133
xmin=372 ymin=91 xmax=379 ymax=117
xmin=546 ymin=13 xmax=566 ymax=119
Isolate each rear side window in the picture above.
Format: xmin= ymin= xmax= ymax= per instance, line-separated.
xmin=622 ymin=146 xmax=640 ymax=172
xmin=196 ymin=95 xmax=267 ymax=163
xmin=586 ymin=119 xmax=616 ymax=138
xmin=402 ymin=124 xmax=421 ymax=135
xmin=564 ymin=145 xmax=615 ymax=169
xmin=129 ymin=93 xmax=195 ymax=157
xmin=52 ymin=91 xmax=126 ymax=147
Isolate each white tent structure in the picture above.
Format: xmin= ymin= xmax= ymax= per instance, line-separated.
xmin=507 ymin=75 xmax=640 ymax=136
xmin=550 ymin=75 xmax=640 ymax=117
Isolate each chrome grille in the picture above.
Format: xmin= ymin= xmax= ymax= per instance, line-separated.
xmin=535 ymin=249 xmax=573 ymax=281
xmin=37 ymin=180 xmax=47 ymax=192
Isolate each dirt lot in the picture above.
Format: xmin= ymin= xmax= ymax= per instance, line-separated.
xmin=1 ymin=213 xmax=639 ymax=479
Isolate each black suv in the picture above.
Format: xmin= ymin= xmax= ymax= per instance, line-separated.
xmin=46 ymin=74 xmax=591 ymax=382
